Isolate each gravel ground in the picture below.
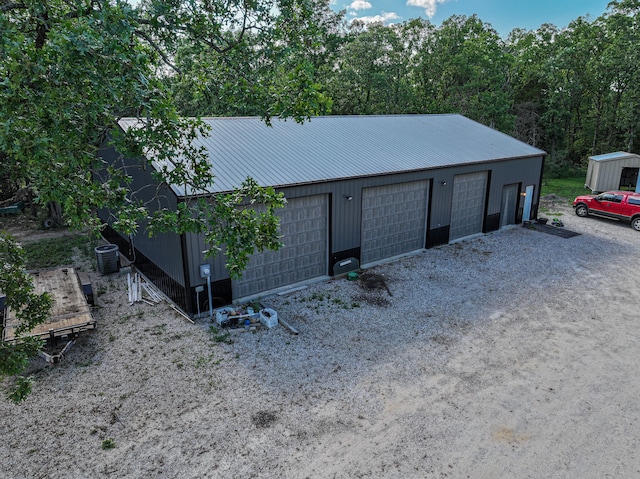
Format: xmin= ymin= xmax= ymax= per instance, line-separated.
xmin=1 ymin=199 xmax=640 ymax=478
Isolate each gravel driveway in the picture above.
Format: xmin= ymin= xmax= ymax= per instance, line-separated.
xmin=2 ymin=199 xmax=639 ymax=478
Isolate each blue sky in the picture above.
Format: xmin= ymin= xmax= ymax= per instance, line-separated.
xmin=333 ymin=0 xmax=612 ymax=36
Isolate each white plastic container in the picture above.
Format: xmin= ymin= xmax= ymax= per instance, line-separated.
xmin=259 ymin=308 xmax=278 ymax=328
xmin=215 ymin=307 xmax=235 ymax=326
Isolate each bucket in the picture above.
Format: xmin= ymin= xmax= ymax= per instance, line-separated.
xmin=259 ymin=308 xmax=278 ymax=328
xmin=95 ymin=244 xmax=120 ymax=274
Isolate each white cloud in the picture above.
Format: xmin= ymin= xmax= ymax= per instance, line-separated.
xmin=406 ymin=0 xmax=449 ymax=18
xmin=350 ymin=11 xmax=400 ymax=25
xmin=349 ymin=0 xmax=372 ymax=10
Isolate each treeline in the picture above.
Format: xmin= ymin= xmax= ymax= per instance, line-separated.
xmin=166 ymin=0 xmax=640 ymax=172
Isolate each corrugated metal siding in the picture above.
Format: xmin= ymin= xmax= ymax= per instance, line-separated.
xmin=484 ymin=157 xmax=543 ymax=216
xmin=98 ymin=145 xmax=186 ymax=287
xmin=184 ymin=156 xmax=544 ymax=288
xmin=109 ymin=115 xmax=547 ymax=307
xmin=119 ymin=115 xmax=545 ymax=197
xmin=587 ymin=153 xmax=640 ymax=192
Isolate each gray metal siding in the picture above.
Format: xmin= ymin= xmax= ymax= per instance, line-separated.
xmin=97 ymin=145 xmax=186 ymax=287
xmin=181 ymin=157 xmax=544 ymax=300
xmin=183 ymin=156 xmax=544 ymax=279
xmin=484 ymin=157 xmax=543 ymax=214
xmin=361 ymin=180 xmax=429 ymax=265
xmin=104 ymin=117 xmax=547 ymax=310
xmin=183 ymin=230 xmax=229 ymax=286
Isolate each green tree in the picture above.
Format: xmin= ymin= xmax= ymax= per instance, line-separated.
xmin=0 ymin=233 xmax=52 ymax=403
xmin=164 ymin=0 xmax=341 ymax=117
xmin=322 ymin=22 xmax=416 ymax=115
xmin=0 ymin=0 xmax=333 ymax=397
xmin=507 ymin=24 xmax=560 ymax=148
xmin=414 ymin=15 xmax=514 ymax=131
xmin=594 ymin=0 xmax=640 ymax=153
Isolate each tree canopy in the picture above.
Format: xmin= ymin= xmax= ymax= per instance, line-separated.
xmin=0 ymin=0 xmax=337 ymax=400
xmin=0 ymin=0 xmax=343 ymax=266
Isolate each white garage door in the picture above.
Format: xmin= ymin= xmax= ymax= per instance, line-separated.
xmin=449 ymin=171 xmax=488 ymax=241
xmin=232 ymin=195 xmax=328 ymax=298
xmin=361 ymin=180 xmax=429 ymax=265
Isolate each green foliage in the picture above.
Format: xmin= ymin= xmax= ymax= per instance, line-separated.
xmin=0 ymin=337 xmax=44 ymax=378
xmin=305 ymin=4 xmax=640 ymax=163
xmin=0 ymin=0 xmax=334 ymax=266
xmin=101 ymin=438 xmax=116 ymax=450
xmin=0 ymin=234 xmax=52 ymax=339
xmin=0 ymin=233 xmax=51 ymax=401
xmin=322 ymin=22 xmax=415 ymax=115
xmin=415 ymin=15 xmax=514 ymax=131
xmin=6 ymin=376 xmax=35 ymax=404
xmin=209 ymin=326 xmax=232 ymax=345
xmin=541 ymin=177 xmax=588 ymax=201
xmin=0 ymin=1 xmax=335 ymax=399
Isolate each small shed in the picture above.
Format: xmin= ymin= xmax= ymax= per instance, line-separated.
xmin=585 ymin=152 xmax=640 ymax=193
xmin=98 ymin=114 xmax=546 ymax=316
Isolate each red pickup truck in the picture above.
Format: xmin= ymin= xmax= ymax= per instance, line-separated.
xmin=573 ymin=190 xmax=640 ymax=231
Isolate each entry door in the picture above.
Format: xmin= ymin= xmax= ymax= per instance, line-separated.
xmin=500 ymin=183 xmax=519 ymax=228
xmin=449 ymin=171 xmax=488 ymax=241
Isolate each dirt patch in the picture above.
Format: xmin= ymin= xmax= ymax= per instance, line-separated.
xmin=1 ymin=214 xmax=83 ymax=243
xmin=358 ymin=272 xmax=393 ymax=296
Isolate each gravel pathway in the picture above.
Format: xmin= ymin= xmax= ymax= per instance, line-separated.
xmin=2 ymin=199 xmax=639 ymax=478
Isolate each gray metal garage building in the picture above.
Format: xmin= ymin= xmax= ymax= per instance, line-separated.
xmin=99 ymin=114 xmax=545 ymax=316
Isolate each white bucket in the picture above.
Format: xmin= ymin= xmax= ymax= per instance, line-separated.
xmin=259 ymin=308 xmax=278 ymax=328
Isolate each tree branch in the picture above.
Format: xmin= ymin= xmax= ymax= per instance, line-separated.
xmin=134 ymin=29 xmax=182 ymax=74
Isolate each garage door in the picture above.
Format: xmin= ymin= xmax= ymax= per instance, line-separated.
xmin=361 ymin=180 xmax=429 ymax=265
xmin=449 ymin=171 xmax=488 ymax=241
xmin=232 ymin=195 xmax=328 ymax=298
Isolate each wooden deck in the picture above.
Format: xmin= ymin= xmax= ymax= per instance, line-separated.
xmin=2 ymin=267 xmax=95 ymax=342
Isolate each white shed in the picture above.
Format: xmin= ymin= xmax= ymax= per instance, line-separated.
xmin=585 ymin=151 xmax=640 ymax=193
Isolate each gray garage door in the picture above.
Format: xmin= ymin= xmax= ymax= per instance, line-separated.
xmin=361 ymin=180 xmax=429 ymax=265
xmin=232 ymin=195 xmax=328 ymax=298
xmin=449 ymin=171 xmax=488 ymax=241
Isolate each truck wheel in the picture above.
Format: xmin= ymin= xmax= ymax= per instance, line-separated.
xmin=575 ymin=204 xmax=588 ymax=217
xmin=632 ymin=217 xmax=640 ymax=231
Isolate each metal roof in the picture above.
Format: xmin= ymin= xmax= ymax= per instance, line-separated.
xmin=589 ymin=151 xmax=640 ymax=162
xmin=119 ymin=114 xmax=546 ymax=197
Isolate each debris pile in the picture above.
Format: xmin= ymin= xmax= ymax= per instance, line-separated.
xmin=127 ymin=271 xmax=163 ymax=306
xmin=214 ymin=304 xmax=280 ymax=331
